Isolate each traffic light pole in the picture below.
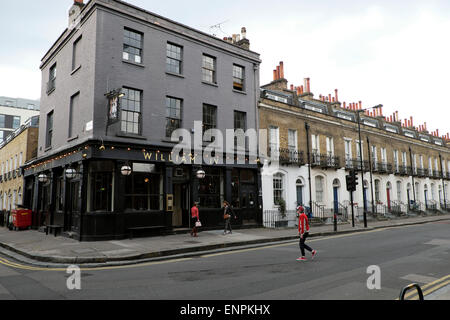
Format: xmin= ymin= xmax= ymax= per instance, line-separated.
xmin=350 ymin=190 xmax=355 ymax=228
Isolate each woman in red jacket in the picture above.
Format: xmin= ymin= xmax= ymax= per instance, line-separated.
xmin=191 ymin=202 xmax=200 ymax=237
xmin=297 ymin=206 xmax=317 ymax=262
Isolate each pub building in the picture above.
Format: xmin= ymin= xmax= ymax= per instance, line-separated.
xmin=22 ymin=0 xmax=262 ymax=241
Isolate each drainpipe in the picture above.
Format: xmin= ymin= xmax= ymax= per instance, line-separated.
xmin=439 ymin=154 xmax=447 ymax=210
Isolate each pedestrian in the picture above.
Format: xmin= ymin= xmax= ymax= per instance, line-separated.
xmin=223 ymin=201 xmax=235 ymax=235
xmin=191 ymin=202 xmax=200 ymax=237
xmin=297 ymin=206 xmax=317 ymax=262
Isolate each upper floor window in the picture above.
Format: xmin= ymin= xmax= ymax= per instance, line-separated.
xmin=202 ymin=55 xmax=216 ymax=84
xmin=123 ymin=28 xmax=143 ymax=64
xmin=202 ymin=104 xmax=217 ymax=142
xmin=311 ymin=134 xmax=320 ymax=155
xmin=233 ymin=64 xmax=245 ymax=91
xmin=12 ymin=116 xmax=20 ymax=129
xmin=165 ymin=97 xmax=182 ymax=138
xmin=326 ymin=137 xmax=334 ymax=157
xmin=69 ymin=92 xmax=80 ymax=138
xmin=47 ymin=63 xmax=56 ymax=94
xmin=166 ymin=43 xmax=183 ymax=74
xmin=234 ymin=111 xmax=247 ymax=150
xmin=0 ymin=115 xmax=5 ymax=128
xmin=344 ymin=139 xmax=352 ymax=159
xmin=46 ymin=111 xmax=54 ymax=148
xmin=72 ymin=35 xmax=82 ymax=71
xmin=121 ymin=88 xmax=142 ymax=135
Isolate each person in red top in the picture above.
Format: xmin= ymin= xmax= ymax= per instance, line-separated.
xmin=297 ymin=206 xmax=317 ymax=262
xmin=191 ymin=202 xmax=200 ymax=237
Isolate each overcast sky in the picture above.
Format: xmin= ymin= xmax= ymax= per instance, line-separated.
xmin=1 ymin=0 xmax=449 ymax=136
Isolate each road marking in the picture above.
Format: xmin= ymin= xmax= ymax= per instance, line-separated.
xmin=0 ymin=256 xmax=193 ymax=272
xmin=400 ymin=274 xmax=438 ymax=284
xmin=400 ymin=274 xmax=450 ymax=300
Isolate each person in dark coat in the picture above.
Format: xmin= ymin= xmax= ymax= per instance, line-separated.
xmin=223 ymin=201 xmax=236 ymax=235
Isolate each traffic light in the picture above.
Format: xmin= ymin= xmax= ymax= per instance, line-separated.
xmin=351 ymin=169 xmax=359 ymax=187
xmin=346 ymin=170 xmax=359 ymax=192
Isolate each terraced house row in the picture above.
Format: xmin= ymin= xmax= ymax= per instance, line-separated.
xmin=260 ymin=62 xmax=450 ymax=223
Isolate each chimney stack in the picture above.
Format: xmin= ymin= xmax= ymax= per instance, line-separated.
xmin=241 ymin=27 xmax=247 ymax=39
xmin=279 ymin=61 xmax=285 ymax=79
xmin=335 ymin=89 xmax=339 ymax=102
xmin=69 ymin=0 xmax=85 ymax=28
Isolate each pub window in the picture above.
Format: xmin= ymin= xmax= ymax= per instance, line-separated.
xmin=124 ymin=165 xmax=163 ymax=211
xmin=120 ymin=87 xmax=142 ymax=135
xmin=123 ymin=28 xmax=143 ymax=64
xmin=88 ymin=161 xmax=114 ymax=212
xmin=233 ymin=64 xmax=245 ymax=91
xmin=198 ymin=167 xmax=223 ymax=208
xmin=166 ymin=43 xmax=183 ymax=74
xmin=165 ymin=97 xmax=182 ymax=138
xmin=231 ymin=169 xmax=240 ymax=208
xmin=56 ymin=176 xmax=64 ymax=212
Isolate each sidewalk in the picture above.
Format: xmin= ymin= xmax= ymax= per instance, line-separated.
xmin=0 ymin=213 xmax=449 ymax=268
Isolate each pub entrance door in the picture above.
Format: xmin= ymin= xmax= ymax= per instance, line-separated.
xmin=173 ymin=183 xmax=190 ymax=228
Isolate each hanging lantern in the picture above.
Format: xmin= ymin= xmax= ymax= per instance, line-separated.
xmin=196 ymin=169 xmax=206 ymax=179
xmin=38 ymin=173 xmax=48 ymax=183
xmin=121 ymin=165 xmax=132 ymax=176
xmin=65 ymin=168 xmax=77 ymax=180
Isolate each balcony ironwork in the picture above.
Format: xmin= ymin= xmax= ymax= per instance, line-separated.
xmin=417 ymin=168 xmax=426 ymax=178
xmin=279 ymin=148 xmax=305 ymax=166
xmin=432 ymin=170 xmax=441 ymax=179
xmin=373 ymin=162 xmax=393 ymax=174
xmin=311 ymin=153 xmax=340 ymax=170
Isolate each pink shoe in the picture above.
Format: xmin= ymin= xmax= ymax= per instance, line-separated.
xmin=312 ymin=250 xmax=317 ymax=260
xmin=296 ymin=257 xmax=307 ymax=262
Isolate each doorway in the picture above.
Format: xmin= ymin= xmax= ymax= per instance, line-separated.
xmin=296 ymin=179 xmax=304 ymax=207
xmin=332 ymin=179 xmax=340 ymax=214
xmin=173 ymin=183 xmax=189 ymax=228
xmin=386 ymin=182 xmax=392 ymax=212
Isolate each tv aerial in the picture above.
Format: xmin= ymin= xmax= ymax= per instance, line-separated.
xmin=209 ymin=20 xmax=230 ymax=37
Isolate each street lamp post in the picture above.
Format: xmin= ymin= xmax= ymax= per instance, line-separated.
xmin=356 ymin=105 xmax=382 ymax=228
xmin=439 ymin=154 xmax=447 ymax=210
